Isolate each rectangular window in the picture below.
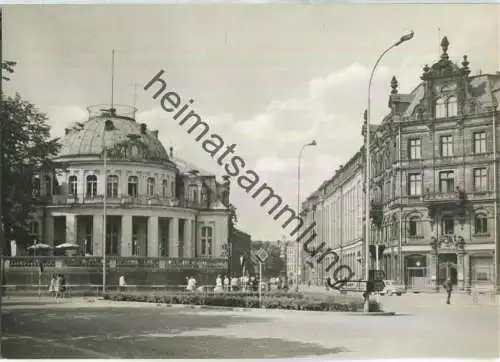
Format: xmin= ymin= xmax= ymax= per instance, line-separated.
xmin=439 ymin=171 xmax=454 ymax=193
xmin=409 ymin=138 xmax=422 ymax=160
xmin=474 ymin=215 xmax=488 ymax=234
xmin=473 ymin=168 xmax=488 ymax=191
xmin=128 ymin=176 xmax=138 ymax=197
xmin=441 ymin=217 xmax=454 ymax=235
xmin=440 ymin=135 xmax=453 ymax=157
xmin=473 ymin=132 xmax=487 ymax=154
xmin=408 ymin=218 xmax=418 ymax=237
xmin=29 ymin=221 xmax=39 ymax=236
xmin=200 ymin=226 xmax=213 ymax=257
xmin=408 ymin=173 xmax=422 ymax=196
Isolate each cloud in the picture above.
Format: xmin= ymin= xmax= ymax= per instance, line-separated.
xmin=253 ymin=155 xmax=292 ymax=174
xmin=46 ymin=106 xmax=88 ymax=138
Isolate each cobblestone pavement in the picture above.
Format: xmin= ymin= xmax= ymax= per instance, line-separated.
xmin=1 ymin=295 xmax=498 ymax=359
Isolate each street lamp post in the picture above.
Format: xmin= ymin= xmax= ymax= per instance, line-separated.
xmin=364 ymin=30 xmax=414 ymax=313
xmin=296 ymin=140 xmax=317 ymax=293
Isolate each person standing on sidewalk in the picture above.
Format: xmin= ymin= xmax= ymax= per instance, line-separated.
xmin=443 ymin=277 xmax=453 ymax=304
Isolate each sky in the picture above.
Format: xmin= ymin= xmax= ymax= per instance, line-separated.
xmin=2 ymin=4 xmax=499 ymax=241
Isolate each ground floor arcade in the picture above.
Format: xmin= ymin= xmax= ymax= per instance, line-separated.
xmin=30 ymin=208 xmax=229 ymax=259
xmin=382 ymin=244 xmax=495 ymax=290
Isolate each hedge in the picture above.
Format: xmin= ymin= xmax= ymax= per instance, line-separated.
xmin=103 ymin=292 xmax=382 ymax=312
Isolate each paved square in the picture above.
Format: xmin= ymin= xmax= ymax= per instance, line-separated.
xmin=1 ymin=293 xmax=498 ymax=359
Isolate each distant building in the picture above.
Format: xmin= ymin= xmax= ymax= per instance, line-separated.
xmin=301 ymin=151 xmax=364 ymax=286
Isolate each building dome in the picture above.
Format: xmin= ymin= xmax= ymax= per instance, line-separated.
xmin=56 ymin=105 xmax=171 ymax=163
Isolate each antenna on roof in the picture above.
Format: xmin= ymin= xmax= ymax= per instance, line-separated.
xmin=110 ymin=50 xmax=115 ymax=114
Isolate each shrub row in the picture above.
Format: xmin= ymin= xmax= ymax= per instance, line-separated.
xmin=103 ymin=292 xmax=382 ymax=312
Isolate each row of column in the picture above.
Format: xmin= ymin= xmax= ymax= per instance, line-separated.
xmin=48 ymin=214 xmax=196 ymax=258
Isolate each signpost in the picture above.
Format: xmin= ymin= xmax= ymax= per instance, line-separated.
xmin=255 ymin=248 xmax=268 ymax=308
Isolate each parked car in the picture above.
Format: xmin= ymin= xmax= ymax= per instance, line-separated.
xmin=380 ymin=280 xmax=405 ymax=296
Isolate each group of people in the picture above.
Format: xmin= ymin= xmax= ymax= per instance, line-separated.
xmin=212 ymin=275 xmax=285 ymax=293
xmin=48 ymin=274 xmax=67 ymax=298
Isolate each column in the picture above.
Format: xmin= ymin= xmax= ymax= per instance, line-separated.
xmin=168 ymin=217 xmax=178 ymax=257
xmin=92 ymin=215 xmax=103 ymax=256
xmin=121 ymin=215 xmax=132 ymax=257
xmin=45 ymin=215 xmax=54 ymax=246
xmin=148 ymin=216 xmax=159 ymax=257
xmin=428 ymin=253 xmax=437 ymax=289
xmin=184 ymin=219 xmax=193 ymax=258
xmin=464 ymin=253 xmax=470 ymax=290
xmin=192 ymin=220 xmax=197 ymax=257
xmin=457 ymin=251 xmax=466 ymax=290
xmin=66 ymin=214 xmax=76 ymax=243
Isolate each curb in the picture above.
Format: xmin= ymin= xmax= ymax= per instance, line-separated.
xmin=103 ymin=299 xmax=387 ymax=314
xmin=345 ymin=311 xmax=396 ymax=316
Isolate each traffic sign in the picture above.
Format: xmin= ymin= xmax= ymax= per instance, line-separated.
xmin=369 ymin=269 xmax=386 ymax=281
xmin=374 ymin=280 xmax=385 ymax=292
xmin=255 ymin=248 xmax=269 ymax=263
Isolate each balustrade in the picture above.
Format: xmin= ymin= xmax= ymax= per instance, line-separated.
xmin=2 ymin=256 xmax=227 ymax=271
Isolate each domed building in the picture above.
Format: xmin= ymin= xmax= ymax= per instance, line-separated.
xmin=32 ymin=105 xmax=231 ymax=269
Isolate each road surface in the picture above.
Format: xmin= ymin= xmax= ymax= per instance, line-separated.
xmin=1 ymin=293 xmax=498 ymax=359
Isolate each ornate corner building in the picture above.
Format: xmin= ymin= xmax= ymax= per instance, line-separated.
xmin=301 ymin=37 xmax=499 ymax=292
xmin=367 ymin=37 xmax=499 ymax=291
xmin=30 ymin=105 xmax=232 ymax=266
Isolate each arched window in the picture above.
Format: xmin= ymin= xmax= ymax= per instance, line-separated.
xmin=107 ymin=175 xmax=119 ymax=198
xmin=128 ymin=176 xmax=138 ymax=197
xmin=86 ymin=175 xmax=97 ymax=198
xmin=44 ymin=176 xmax=52 ymax=196
xmin=435 ymin=98 xmax=446 ymax=118
xmin=447 ymin=96 xmax=458 ymax=117
xmin=147 ymin=177 xmax=155 ymax=197
xmin=408 ymin=216 xmax=419 ymax=237
xmin=162 ymin=179 xmax=169 ymax=198
xmin=474 ymin=214 xmax=488 ymax=234
xmin=69 ymin=175 xmax=78 ymax=197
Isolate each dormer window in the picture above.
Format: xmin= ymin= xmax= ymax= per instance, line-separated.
xmin=435 ymin=96 xmax=457 ymax=118
xmin=435 ymin=98 xmax=446 ymax=118
xmin=447 ymin=96 xmax=457 ymax=117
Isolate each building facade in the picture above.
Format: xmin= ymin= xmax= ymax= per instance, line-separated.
xmin=30 ymin=105 xmax=231 ymax=264
xmin=367 ymin=37 xmax=499 ymax=291
xmin=301 ymin=151 xmax=365 ymax=286
xmin=300 ymin=36 xmax=499 ymax=292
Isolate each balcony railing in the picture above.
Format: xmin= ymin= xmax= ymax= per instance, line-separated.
xmin=423 ymin=192 xmax=459 ymax=203
xmin=35 ymin=194 xmax=215 ymax=209
xmin=3 ymin=256 xmax=228 ymax=270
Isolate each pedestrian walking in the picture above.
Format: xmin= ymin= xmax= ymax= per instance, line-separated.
xmin=49 ymin=274 xmax=57 ymax=297
xmin=214 ymin=274 xmax=223 ymax=293
xmin=59 ymin=274 xmax=67 ymax=298
xmin=119 ymin=274 xmax=127 ymax=293
xmin=54 ymin=274 xmax=61 ymax=299
xmin=443 ymin=277 xmax=453 ymax=304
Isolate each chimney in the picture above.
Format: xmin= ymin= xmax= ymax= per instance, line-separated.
xmin=169 ymin=147 xmax=173 ymax=157
xmin=64 ymin=128 xmax=70 ymax=135
xmin=140 ymin=123 xmax=147 ymax=134
xmin=152 ymin=130 xmax=159 ymax=139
